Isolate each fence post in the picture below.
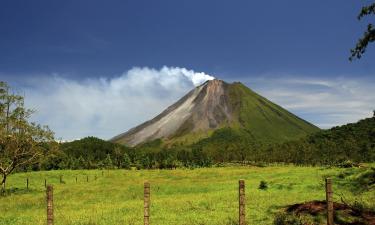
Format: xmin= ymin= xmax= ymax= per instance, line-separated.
xmin=86 ymin=175 xmax=89 ymax=182
xmin=1 ymin=180 xmax=5 ymax=195
xmin=59 ymin=175 xmax=63 ymax=184
xmin=239 ymin=179 xmax=245 ymax=225
xmin=46 ymin=185 xmax=54 ymax=225
xmin=325 ymin=178 xmax=334 ymax=225
xmin=26 ymin=178 xmax=29 ymax=190
xmin=75 ymin=176 xmax=77 ymax=183
xmin=144 ymin=181 xmax=150 ymax=225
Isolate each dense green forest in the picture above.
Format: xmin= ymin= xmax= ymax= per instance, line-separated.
xmin=262 ymin=115 xmax=375 ymax=165
xmin=23 ymin=136 xmax=212 ymax=171
xmin=18 ymin=115 xmax=375 ymax=171
xmin=155 ymin=115 xmax=375 ymax=166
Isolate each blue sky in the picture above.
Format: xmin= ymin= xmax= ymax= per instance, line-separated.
xmin=0 ymin=0 xmax=374 ymax=140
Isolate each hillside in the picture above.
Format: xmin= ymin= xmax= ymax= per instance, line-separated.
xmin=111 ymin=79 xmax=319 ymax=147
xmin=43 ymin=116 xmax=374 ymax=171
xmin=263 ymin=115 xmax=375 ymax=164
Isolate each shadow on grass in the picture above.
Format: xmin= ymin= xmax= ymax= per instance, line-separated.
xmin=0 ymin=187 xmax=39 ymax=197
xmin=334 ymin=167 xmax=375 ymax=193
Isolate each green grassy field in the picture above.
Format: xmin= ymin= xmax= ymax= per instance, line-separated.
xmin=1 ymin=165 xmax=374 ymax=225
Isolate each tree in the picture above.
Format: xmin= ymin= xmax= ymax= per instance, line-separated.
xmin=350 ymin=2 xmax=375 ymax=60
xmin=103 ymin=154 xmax=114 ymax=169
xmin=113 ymin=146 xmax=124 ymax=168
xmin=122 ymin=153 xmax=131 ymax=169
xmin=76 ymin=156 xmax=86 ymax=169
xmin=140 ymin=155 xmax=151 ymax=169
xmin=0 ymin=81 xmax=54 ymax=193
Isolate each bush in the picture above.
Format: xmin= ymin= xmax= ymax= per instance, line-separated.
xmin=336 ymin=160 xmax=359 ymax=168
xmin=259 ymin=180 xmax=268 ymax=190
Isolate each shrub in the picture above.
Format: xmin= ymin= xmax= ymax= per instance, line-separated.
xmin=336 ymin=160 xmax=359 ymax=168
xmin=259 ymin=180 xmax=268 ymax=190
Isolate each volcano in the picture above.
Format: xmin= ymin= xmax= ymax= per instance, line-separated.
xmin=111 ymin=79 xmax=319 ymax=146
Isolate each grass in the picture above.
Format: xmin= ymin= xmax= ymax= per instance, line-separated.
xmin=1 ymin=165 xmax=374 ymax=225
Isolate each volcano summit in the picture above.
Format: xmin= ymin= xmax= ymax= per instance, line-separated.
xmin=111 ymin=79 xmax=319 ymax=147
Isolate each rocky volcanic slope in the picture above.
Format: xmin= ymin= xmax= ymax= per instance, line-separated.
xmin=111 ymin=79 xmax=319 ymax=146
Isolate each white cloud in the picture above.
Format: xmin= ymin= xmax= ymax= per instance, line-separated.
xmin=18 ymin=66 xmax=214 ymax=141
xmin=4 ymin=68 xmax=374 ymax=141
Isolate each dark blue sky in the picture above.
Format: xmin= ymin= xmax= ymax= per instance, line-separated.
xmin=1 ymin=0 xmax=374 ymax=139
xmin=1 ymin=0 xmax=374 ymax=80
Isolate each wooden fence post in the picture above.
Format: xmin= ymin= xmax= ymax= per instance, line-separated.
xmin=144 ymin=181 xmax=150 ymax=225
xmin=75 ymin=176 xmax=77 ymax=183
xmin=46 ymin=185 xmax=54 ymax=225
xmin=239 ymin=179 xmax=245 ymax=225
xmin=1 ymin=180 xmax=5 ymax=195
xmin=325 ymin=178 xmax=334 ymax=225
xmin=26 ymin=178 xmax=29 ymax=190
xmin=86 ymin=175 xmax=89 ymax=182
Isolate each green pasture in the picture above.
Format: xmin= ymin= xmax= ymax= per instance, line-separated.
xmin=1 ymin=166 xmax=374 ymax=225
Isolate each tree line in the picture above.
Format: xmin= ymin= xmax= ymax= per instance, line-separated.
xmin=24 ymin=114 xmax=375 ymax=172
xmin=27 ymin=136 xmax=213 ymax=171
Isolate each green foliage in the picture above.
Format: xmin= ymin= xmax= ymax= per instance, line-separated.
xmin=0 ymin=81 xmax=55 ymax=192
xmin=336 ymin=160 xmax=359 ymax=168
xmin=57 ymin=137 xmax=131 ymax=170
xmin=40 ymin=149 xmax=67 ymax=170
xmin=263 ymin=116 xmax=375 ymax=165
xmin=350 ymin=2 xmax=375 ymax=60
xmin=133 ymin=115 xmax=374 ymax=166
xmin=110 ymin=115 xmax=375 ymax=169
xmin=32 ymin=115 xmax=375 ymax=171
xmin=259 ymin=180 xmax=268 ymax=190
xmin=43 ymin=136 xmax=214 ymax=170
xmin=61 ymin=137 xmax=121 ymax=162
xmin=122 ymin=153 xmax=131 ymax=169
xmin=103 ymin=154 xmax=114 ymax=169
xmin=76 ymin=156 xmax=86 ymax=169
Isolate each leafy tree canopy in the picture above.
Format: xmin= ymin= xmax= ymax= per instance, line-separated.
xmin=0 ymin=81 xmax=55 ymax=193
xmin=350 ymin=2 xmax=375 ymax=60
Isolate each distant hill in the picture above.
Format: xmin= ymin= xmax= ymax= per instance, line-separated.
xmin=49 ymin=117 xmax=374 ymax=171
xmin=111 ymin=79 xmax=319 ymax=149
xmin=57 ymin=137 xmax=131 ymax=169
xmin=262 ymin=116 xmax=375 ymax=164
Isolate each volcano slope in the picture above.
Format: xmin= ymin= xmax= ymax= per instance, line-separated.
xmin=111 ymin=79 xmax=319 ymax=161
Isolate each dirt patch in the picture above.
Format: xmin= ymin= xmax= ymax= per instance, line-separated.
xmin=285 ymin=200 xmax=375 ymax=225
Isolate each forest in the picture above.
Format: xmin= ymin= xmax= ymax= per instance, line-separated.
xmin=18 ymin=114 xmax=375 ymax=172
